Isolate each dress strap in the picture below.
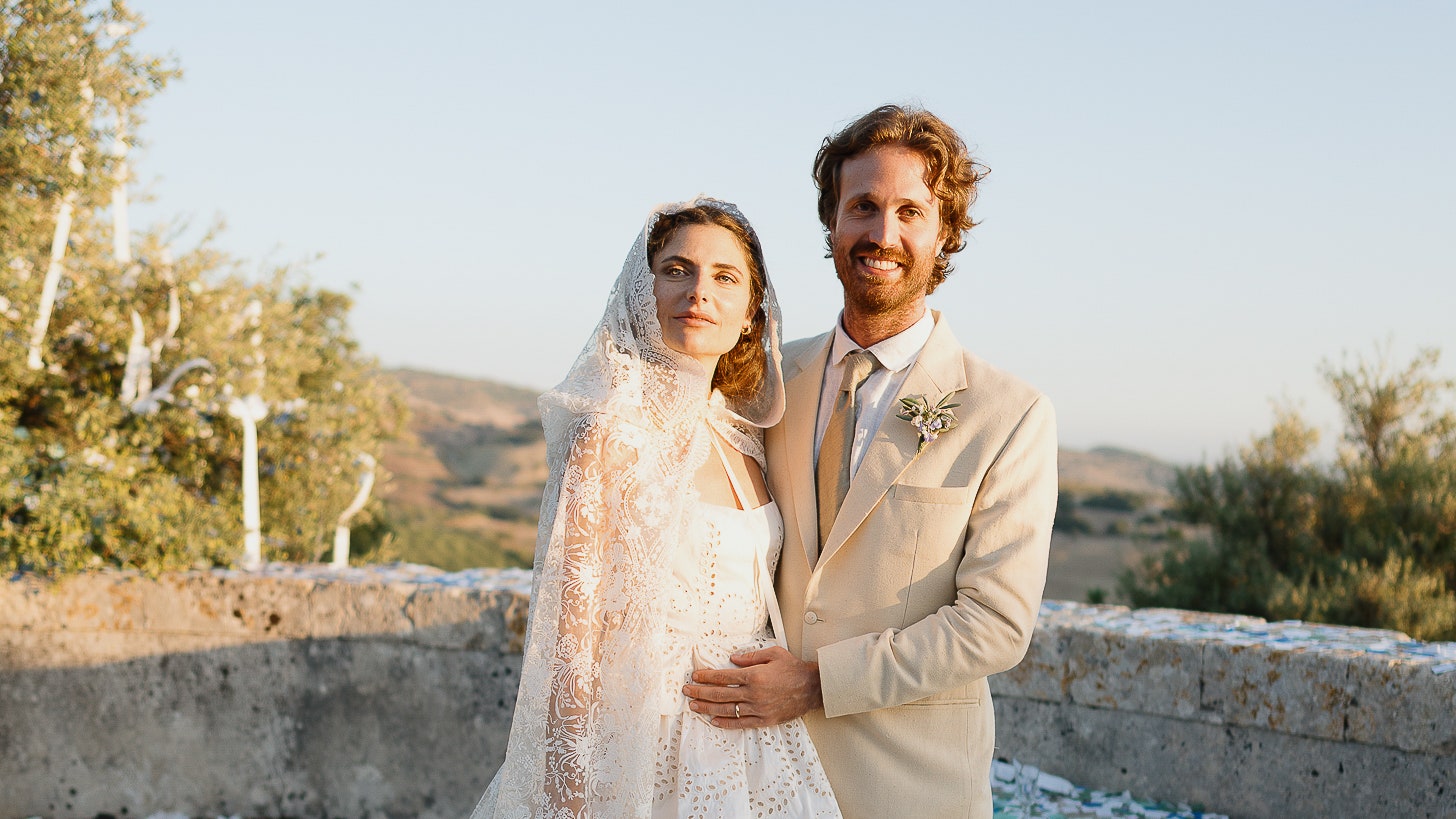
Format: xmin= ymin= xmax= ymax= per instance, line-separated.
xmin=708 ymin=431 xmax=751 ymax=510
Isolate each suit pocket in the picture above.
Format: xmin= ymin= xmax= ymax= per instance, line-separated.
xmin=901 ymin=696 xmax=981 ymax=707
xmin=890 ymin=483 xmax=973 ymax=505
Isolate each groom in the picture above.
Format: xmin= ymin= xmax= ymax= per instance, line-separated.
xmin=685 ymin=104 xmax=1058 ymax=818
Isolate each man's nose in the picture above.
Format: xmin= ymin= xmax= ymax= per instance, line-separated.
xmin=866 ymin=213 xmax=899 ymax=247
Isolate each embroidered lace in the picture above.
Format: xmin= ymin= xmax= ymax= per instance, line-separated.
xmin=471 ymin=198 xmax=797 ymax=818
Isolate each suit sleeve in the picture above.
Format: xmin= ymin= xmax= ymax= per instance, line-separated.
xmin=815 ymin=395 xmax=1058 ymax=717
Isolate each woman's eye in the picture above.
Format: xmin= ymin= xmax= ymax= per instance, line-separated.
xmin=716 ymin=272 xmax=739 ymax=284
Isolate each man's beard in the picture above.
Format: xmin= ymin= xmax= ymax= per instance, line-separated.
xmin=832 ymin=237 xmax=934 ymax=316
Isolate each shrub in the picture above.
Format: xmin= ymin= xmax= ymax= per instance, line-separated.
xmin=0 ymin=2 xmax=405 ymax=574
xmin=1121 ymin=348 xmax=1456 ymax=641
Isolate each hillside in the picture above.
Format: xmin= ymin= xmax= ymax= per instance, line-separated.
xmin=1057 ymin=446 xmax=1176 ymax=499
xmin=376 ymin=369 xmax=547 ymax=570
xmin=378 ymin=369 xmax=1184 ymax=600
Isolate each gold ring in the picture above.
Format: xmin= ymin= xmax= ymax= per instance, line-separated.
xmin=734 ymin=703 xmax=741 ymax=719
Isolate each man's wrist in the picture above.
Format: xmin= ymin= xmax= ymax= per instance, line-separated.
xmin=804 ymin=660 xmax=824 ymax=711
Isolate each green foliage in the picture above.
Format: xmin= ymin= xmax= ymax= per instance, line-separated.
xmin=1053 ymin=501 xmax=1093 ymax=535
xmin=0 ymin=2 xmax=406 ymax=575
xmin=1122 ymin=347 xmax=1456 ymax=641
xmin=383 ymin=508 xmax=532 ymax=572
xmin=1080 ymin=489 xmax=1145 ymax=513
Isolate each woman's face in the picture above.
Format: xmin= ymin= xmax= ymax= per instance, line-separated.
xmin=651 ymin=223 xmax=754 ymax=375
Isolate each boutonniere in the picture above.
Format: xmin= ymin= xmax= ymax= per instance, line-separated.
xmin=898 ymin=393 xmax=960 ymax=453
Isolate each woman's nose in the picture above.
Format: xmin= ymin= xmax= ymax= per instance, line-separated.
xmin=687 ymin=273 xmax=711 ymax=302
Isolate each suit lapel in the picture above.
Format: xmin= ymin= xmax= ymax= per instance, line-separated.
xmin=816 ymin=313 xmax=969 ymax=568
xmin=781 ymin=335 xmax=831 ymax=567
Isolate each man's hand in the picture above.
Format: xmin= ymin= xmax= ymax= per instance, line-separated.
xmin=682 ymin=645 xmax=823 ymax=729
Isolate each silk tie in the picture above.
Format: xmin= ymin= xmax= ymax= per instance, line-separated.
xmin=816 ymin=349 xmax=879 ymax=550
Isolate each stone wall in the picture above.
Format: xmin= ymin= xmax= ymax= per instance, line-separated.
xmin=2 ymin=569 xmax=1452 ymax=819
xmin=989 ymin=603 xmax=1456 ymax=819
xmin=0 ymin=569 xmax=528 ymax=819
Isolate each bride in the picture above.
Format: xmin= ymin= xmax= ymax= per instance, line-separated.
xmin=471 ymin=198 xmax=841 ymax=818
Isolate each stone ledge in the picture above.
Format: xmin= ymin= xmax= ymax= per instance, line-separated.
xmin=0 ymin=566 xmax=531 ymax=662
xmin=990 ymin=602 xmax=1456 ymax=757
xmin=3 ymin=567 xmax=1452 ymax=819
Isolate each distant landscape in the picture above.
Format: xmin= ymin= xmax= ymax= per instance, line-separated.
xmin=378 ymin=369 xmax=1184 ymax=603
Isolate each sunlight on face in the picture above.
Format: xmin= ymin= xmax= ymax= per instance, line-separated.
xmin=651 ymin=223 xmax=754 ymax=376
xmin=830 ymin=145 xmax=945 ymax=330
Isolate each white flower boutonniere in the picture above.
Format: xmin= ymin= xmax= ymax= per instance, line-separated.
xmin=897 ymin=392 xmax=960 ymax=454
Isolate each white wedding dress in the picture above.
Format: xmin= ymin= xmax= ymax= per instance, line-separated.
xmin=650 ymin=436 xmax=841 ymax=818
xmin=472 ymin=198 xmax=836 ymax=819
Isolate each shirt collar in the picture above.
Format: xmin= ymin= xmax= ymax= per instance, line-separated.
xmin=827 ymin=310 xmax=936 ymax=374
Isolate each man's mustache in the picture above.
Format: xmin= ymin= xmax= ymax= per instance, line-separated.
xmin=848 ymin=241 xmax=913 ymax=267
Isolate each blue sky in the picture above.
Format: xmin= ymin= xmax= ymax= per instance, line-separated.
xmin=128 ymin=1 xmax=1456 ymax=463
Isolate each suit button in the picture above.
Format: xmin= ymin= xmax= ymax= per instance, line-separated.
xmin=803 ymin=611 xmax=819 ymax=625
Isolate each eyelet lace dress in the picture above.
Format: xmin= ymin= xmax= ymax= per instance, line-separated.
xmin=470 ymin=198 xmax=836 ymax=818
xmin=650 ymin=435 xmax=840 ymax=818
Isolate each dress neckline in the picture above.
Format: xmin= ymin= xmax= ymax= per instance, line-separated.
xmin=704 ymin=430 xmax=771 ymax=512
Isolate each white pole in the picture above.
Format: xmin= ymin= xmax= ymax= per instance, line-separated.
xmin=119 ymin=310 xmax=149 ymax=404
xmin=229 ymin=394 xmax=268 ymax=568
xmin=333 ymin=453 xmax=377 ymax=567
xmin=27 ymin=145 xmax=83 ymax=371
xmin=28 ymin=82 xmax=92 ymax=371
xmin=111 ymin=108 xmax=130 ymax=265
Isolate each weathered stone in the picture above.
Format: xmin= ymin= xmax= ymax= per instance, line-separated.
xmin=996 ymin=697 xmax=1456 ymax=819
xmin=991 ymin=623 xmax=1069 ymax=703
xmin=0 ymin=573 xmax=47 ymax=628
xmin=2 ymin=572 xmax=150 ymax=632
xmin=144 ymin=571 xmax=314 ymax=638
xmin=405 ymin=585 xmax=518 ymax=650
xmin=1346 ymin=654 xmax=1456 ymax=754
xmin=1199 ymin=643 xmax=1356 ymax=739
xmin=0 ymin=627 xmax=253 ymax=669
xmin=305 ymin=578 xmax=416 ymax=638
xmin=0 ymin=571 xmax=525 ymax=819
xmin=4 ymin=570 xmax=1454 ymax=819
xmin=1064 ymin=628 xmax=1202 ymax=718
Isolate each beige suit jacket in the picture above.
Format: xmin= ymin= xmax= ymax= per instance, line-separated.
xmin=767 ymin=312 xmax=1057 ymax=819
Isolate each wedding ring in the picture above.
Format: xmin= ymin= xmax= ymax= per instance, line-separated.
xmin=734 ymin=703 xmax=741 ymax=719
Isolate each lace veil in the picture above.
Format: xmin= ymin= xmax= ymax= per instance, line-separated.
xmin=472 ymin=198 xmax=785 ymax=818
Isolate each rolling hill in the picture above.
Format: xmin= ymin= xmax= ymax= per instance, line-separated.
xmin=378 ymin=369 xmax=1183 ymax=600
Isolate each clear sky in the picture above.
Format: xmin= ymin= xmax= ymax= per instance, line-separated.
xmin=127 ymin=1 xmax=1456 ymax=464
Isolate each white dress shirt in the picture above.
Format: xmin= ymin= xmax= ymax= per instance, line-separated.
xmin=813 ymin=310 xmax=936 ymax=478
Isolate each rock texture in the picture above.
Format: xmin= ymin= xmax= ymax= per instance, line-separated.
xmin=2 ymin=572 xmax=1452 ymax=819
